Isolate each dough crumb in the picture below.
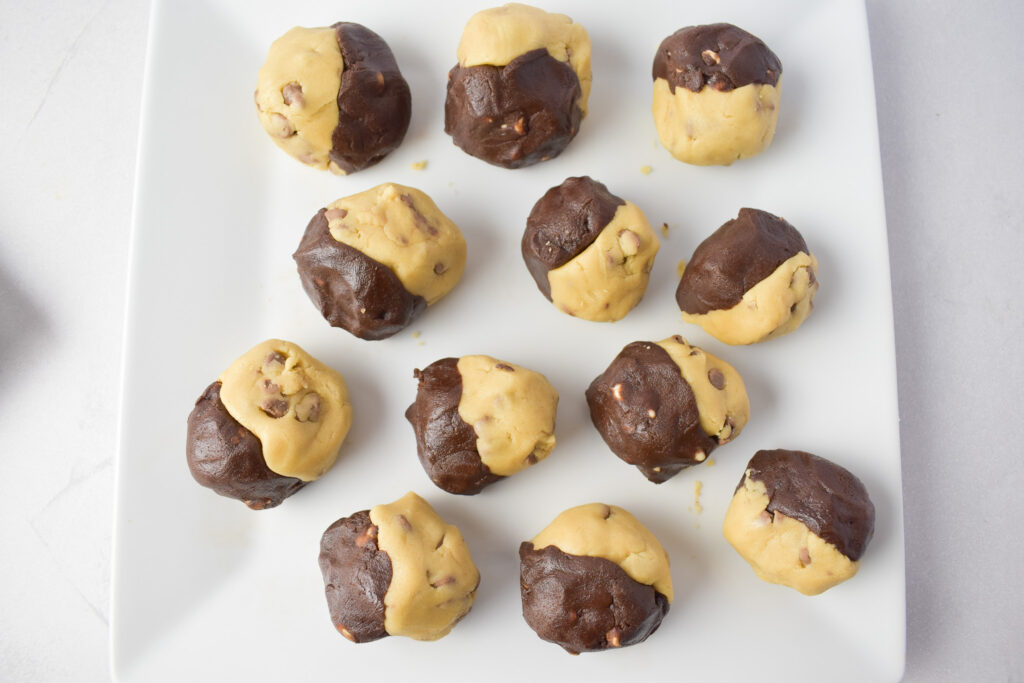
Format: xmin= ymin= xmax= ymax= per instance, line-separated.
xmin=661 ymin=222 xmax=669 ymax=237
xmin=693 ymin=480 xmax=703 ymax=514
xmin=410 ymin=160 xmax=428 ymax=170
xmin=417 ymin=341 xmax=425 ymax=347
xmin=706 ymin=457 xmax=716 ymax=467
xmin=677 ymin=259 xmax=687 ymax=277
xmin=640 ymin=165 xmax=653 ymax=175
xmin=412 ymin=331 xmax=421 ymax=339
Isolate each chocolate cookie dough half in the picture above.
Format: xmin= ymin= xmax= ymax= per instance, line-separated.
xmin=652 ymin=23 xmax=781 ymax=165
xmin=586 ymin=336 xmax=748 ymax=483
xmin=185 ymin=339 xmax=353 ymax=508
xmin=444 ymin=3 xmax=591 ymax=168
xmin=723 ymin=449 xmax=875 ymax=595
xmin=406 ymin=355 xmax=558 ymax=494
xmin=319 ymin=492 xmax=479 ymax=642
xmin=522 ymin=176 xmax=659 ymax=321
xmin=676 ymin=208 xmax=818 ymax=345
xmin=520 ymin=503 xmax=672 ymax=654
xmin=255 ymin=22 xmax=411 ymax=174
xmin=294 ymin=183 xmax=467 ymax=340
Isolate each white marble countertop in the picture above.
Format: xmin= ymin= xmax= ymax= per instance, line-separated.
xmin=1 ymin=1 xmax=1021 ymax=680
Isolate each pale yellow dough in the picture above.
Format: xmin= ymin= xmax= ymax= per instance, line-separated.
xmin=370 ymin=492 xmax=479 ymax=640
xmin=681 ymin=251 xmax=818 ymax=345
xmin=218 ymin=339 xmax=352 ymax=482
xmin=255 ymin=27 xmax=343 ymax=171
xmin=532 ymin=503 xmax=673 ymax=602
xmin=325 ymin=183 xmax=467 ymax=305
xmin=723 ymin=474 xmax=859 ymax=595
xmin=652 ymin=77 xmax=781 ymax=166
xmin=457 ymin=3 xmax=592 ymax=115
xmin=654 ymin=336 xmax=749 ymax=444
xmin=547 ymin=201 xmax=660 ymax=322
xmin=456 ymin=355 xmax=558 ymax=477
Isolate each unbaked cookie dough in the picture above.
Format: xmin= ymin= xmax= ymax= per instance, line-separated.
xmin=293 ymin=183 xmax=467 ymax=340
xmin=318 ymin=491 xmax=480 ymax=642
xmin=254 ymin=22 xmax=411 ymax=174
xmin=520 ymin=503 xmax=672 ymax=654
xmin=586 ymin=336 xmax=748 ymax=483
xmin=444 ymin=3 xmax=591 ymax=168
xmin=406 ymin=355 xmax=558 ymax=495
xmin=185 ymin=339 xmax=352 ymax=509
xmin=723 ymin=449 xmax=875 ymax=595
xmin=522 ymin=176 xmax=660 ymax=322
xmin=652 ymin=23 xmax=782 ymax=166
xmin=676 ymin=208 xmax=818 ymax=345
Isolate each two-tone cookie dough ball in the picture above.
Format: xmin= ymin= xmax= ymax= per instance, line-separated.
xmin=723 ymin=449 xmax=875 ymax=595
xmin=444 ymin=3 xmax=591 ymax=168
xmin=586 ymin=336 xmax=748 ymax=483
xmin=293 ymin=183 xmax=467 ymax=340
xmin=652 ymin=23 xmax=782 ymax=166
xmin=186 ymin=340 xmax=352 ymax=509
xmin=319 ymin=491 xmax=479 ymax=642
xmin=676 ymin=208 xmax=818 ymax=345
xmin=254 ymin=22 xmax=411 ymax=174
xmin=406 ymin=355 xmax=558 ymax=495
xmin=522 ymin=176 xmax=660 ymax=322
xmin=520 ymin=503 xmax=672 ymax=654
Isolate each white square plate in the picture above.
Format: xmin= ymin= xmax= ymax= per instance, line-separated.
xmin=112 ymin=0 xmax=905 ymax=680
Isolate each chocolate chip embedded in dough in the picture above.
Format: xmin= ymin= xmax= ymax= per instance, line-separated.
xmin=295 ymin=392 xmax=322 ymax=423
xmin=281 ymin=83 xmax=304 ymax=107
xmin=708 ymin=368 xmax=726 ymax=389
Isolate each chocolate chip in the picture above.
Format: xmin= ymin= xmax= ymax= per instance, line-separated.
xmin=398 ymin=515 xmax=412 ymax=531
xmin=263 ymin=351 xmax=286 ymax=374
xmin=282 ymin=82 xmax=305 ymax=107
xmin=496 ymin=363 xmax=515 ymax=372
xmin=262 ymin=378 xmax=280 ymax=393
xmin=260 ymin=397 xmax=288 ymax=418
xmin=355 ymin=525 xmax=379 ymax=548
xmin=708 ymin=368 xmax=726 ymax=389
xmin=430 ymin=575 xmax=455 ymax=588
xmin=433 ymin=262 xmax=448 ymax=275
xmin=295 ymin=392 xmax=322 ymax=423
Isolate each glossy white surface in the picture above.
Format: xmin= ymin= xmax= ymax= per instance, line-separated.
xmin=113 ymin=0 xmax=901 ymax=680
xmin=2 ymin=1 xmax=1022 ymax=682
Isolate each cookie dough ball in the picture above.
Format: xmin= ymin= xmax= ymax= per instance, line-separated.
xmin=186 ymin=340 xmax=352 ymax=509
xmin=652 ymin=23 xmax=782 ymax=166
xmin=293 ymin=183 xmax=467 ymax=340
xmin=723 ymin=449 xmax=875 ymax=595
xmin=586 ymin=336 xmax=748 ymax=483
xmin=254 ymin=22 xmax=411 ymax=174
xmin=676 ymin=208 xmax=818 ymax=345
xmin=522 ymin=176 xmax=660 ymax=322
xmin=318 ymin=491 xmax=480 ymax=642
xmin=444 ymin=3 xmax=591 ymax=168
xmin=406 ymin=355 xmax=558 ymax=495
xmin=520 ymin=503 xmax=672 ymax=654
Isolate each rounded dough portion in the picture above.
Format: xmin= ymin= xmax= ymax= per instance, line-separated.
xmin=723 ymin=474 xmax=859 ymax=595
xmin=547 ymin=202 xmax=660 ymax=322
xmin=457 ymin=3 xmax=592 ymax=115
xmin=456 ymin=355 xmax=558 ymax=477
xmin=325 ymin=183 xmax=466 ymax=305
xmin=654 ymin=336 xmax=749 ymax=445
xmin=255 ymin=27 xmax=343 ymax=170
xmin=370 ymin=492 xmax=479 ymax=640
xmin=218 ymin=339 xmax=352 ymax=482
xmin=681 ymin=251 xmax=818 ymax=345
xmin=652 ymin=78 xmax=780 ymax=166
xmin=532 ymin=503 xmax=673 ymax=602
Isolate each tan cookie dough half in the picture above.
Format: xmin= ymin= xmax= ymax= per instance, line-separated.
xmin=255 ymin=27 xmax=343 ymax=171
xmin=681 ymin=251 xmax=817 ymax=345
xmin=547 ymin=202 xmax=660 ymax=322
xmin=457 ymin=2 xmax=592 ymax=115
xmin=723 ymin=474 xmax=858 ymax=596
xmin=456 ymin=355 xmax=558 ymax=477
xmin=532 ymin=503 xmax=673 ymax=602
xmin=655 ymin=336 xmax=749 ymax=446
xmin=325 ymin=183 xmax=467 ymax=305
xmin=652 ymin=79 xmax=780 ymax=166
xmin=370 ymin=492 xmax=480 ymax=640
xmin=218 ymin=339 xmax=352 ymax=481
